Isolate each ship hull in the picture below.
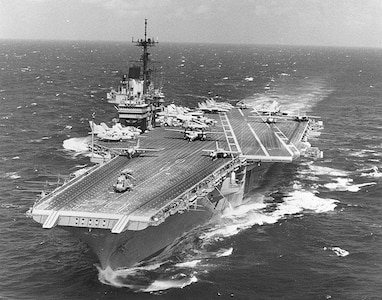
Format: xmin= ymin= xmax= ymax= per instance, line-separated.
xmin=65 ymin=196 xmax=224 ymax=270
xmin=63 ymin=164 xmax=270 ymax=270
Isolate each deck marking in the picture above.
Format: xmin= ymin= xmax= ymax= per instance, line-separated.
xmin=273 ymin=131 xmax=295 ymax=156
xmin=271 ymin=124 xmax=299 ymax=157
xmin=241 ymin=107 xmax=271 ymax=156
xmin=219 ymin=113 xmax=242 ymax=153
xmin=246 ymin=122 xmax=270 ymax=156
xmin=117 ymin=141 xmax=218 ymax=213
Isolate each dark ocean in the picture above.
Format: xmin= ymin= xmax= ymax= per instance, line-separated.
xmin=0 ymin=40 xmax=381 ymax=300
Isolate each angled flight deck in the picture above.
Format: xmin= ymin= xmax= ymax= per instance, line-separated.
xmin=222 ymin=108 xmax=309 ymax=162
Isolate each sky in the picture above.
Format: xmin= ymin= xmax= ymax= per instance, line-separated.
xmin=1 ymin=0 xmax=382 ymax=48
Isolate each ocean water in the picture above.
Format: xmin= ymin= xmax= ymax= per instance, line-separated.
xmin=1 ymin=40 xmax=382 ymax=300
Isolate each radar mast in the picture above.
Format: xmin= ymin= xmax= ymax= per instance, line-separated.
xmin=132 ymin=19 xmax=158 ymax=94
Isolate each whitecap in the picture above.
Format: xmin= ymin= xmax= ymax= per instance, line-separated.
xmin=274 ymin=190 xmax=338 ymax=216
xmin=200 ymin=212 xmax=278 ymax=241
xmin=348 ymin=149 xmax=377 ymax=158
xmin=29 ymin=138 xmax=43 ymax=143
xmin=350 ymin=182 xmax=376 ymax=191
xmin=175 ymin=260 xmax=201 ymax=268
xmin=324 ymin=246 xmax=349 ymax=257
xmin=202 ymin=189 xmax=337 ymax=242
xmin=97 ymin=263 xmax=197 ymax=291
xmin=222 ymin=201 xmax=267 ymax=218
xmin=324 ymin=178 xmax=376 ymax=192
xmin=308 ymin=165 xmax=349 ymax=177
xmin=216 ymin=247 xmax=233 ymax=257
xmin=5 ymin=172 xmax=21 ymax=179
xmin=97 ymin=262 xmax=164 ymax=288
xmin=142 ymin=275 xmax=197 ymax=292
xmin=360 ymin=166 xmax=382 ymax=178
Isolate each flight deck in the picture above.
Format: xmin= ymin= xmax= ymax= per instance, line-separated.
xmin=31 ymin=107 xmax=313 ymax=233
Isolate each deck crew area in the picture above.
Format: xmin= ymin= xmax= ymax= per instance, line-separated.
xmin=31 ymin=107 xmax=312 ymax=232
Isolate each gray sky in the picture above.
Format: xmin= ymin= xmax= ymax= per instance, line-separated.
xmin=1 ymin=0 xmax=382 ymax=48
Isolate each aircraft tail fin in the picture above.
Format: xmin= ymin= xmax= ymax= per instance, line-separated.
xmin=100 ymin=122 xmax=110 ymax=130
xmin=89 ymin=121 xmax=106 ymax=135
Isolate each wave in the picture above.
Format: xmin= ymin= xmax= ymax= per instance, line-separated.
xmin=305 ymin=164 xmax=349 ymax=177
xmin=324 ymin=246 xmax=349 ymax=257
xmin=324 ymin=178 xmax=376 ymax=192
xmin=2 ymin=171 xmax=21 ymax=180
xmin=359 ymin=166 xmax=382 ymax=178
xmin=346 ymin=149 xmax=382 ymax=158
xmin=62 ymin=136 xmax=91 ymax=157
xmin=298 ymin=162 xmax=378 ymax=192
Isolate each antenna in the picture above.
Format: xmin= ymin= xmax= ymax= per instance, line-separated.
xmin=91 ymin=112 xmax=95 ymax=158
xmin=131 ymin=19 xmax=158 ymax=94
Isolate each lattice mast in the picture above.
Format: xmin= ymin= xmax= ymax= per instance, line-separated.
xmin=132 ymin=19 xmax=158 ymax=95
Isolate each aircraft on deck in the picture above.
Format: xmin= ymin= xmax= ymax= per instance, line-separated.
xmin=111 ymin=139 xmax=163 ymax=158
xmin=197 ymin=99 xmax=233 ymax=113
xmin=252 ymin=110 xmax=321 ymax=124
xmin=197 ymin=116 xmax=217 ymax=126
xmin=176 ymin=114 xmax=217 ymax=127
xmin=89 ymin=121 xmax=141 ymax=141
xmin=236 ymin=101 xmax=250 ymax=109
xmin=166 ymin=128 xmax=221 ymax=142
xmin=181 ymin=119 xmax=210 ymax=130
xmin=286 ymin=112 xmax=320 ymax=122
xmin=249 ymin=112 xmax=279 ymax=124
xmin=252 ymin=101 xmax=282 ymax=115
xmin=202 ymin=141 xmax=240 ymax=160
xmin=264 ymin=116 xmax=277 ymax=124
xmin=293 ymin=115 xmax=309 ymax=122
xmin=157 ymin=109 xmax=212 ymax=127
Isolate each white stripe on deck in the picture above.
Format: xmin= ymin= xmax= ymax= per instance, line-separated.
xmin=246 ymin=122 xmax=270 ymax=157
xmin=271 ymin=124 xmax=299 ymax=157
xmin=242 ymin=108 xmax=270 ymax=156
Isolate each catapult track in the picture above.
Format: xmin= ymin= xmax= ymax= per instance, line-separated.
xmin=31 ymin=108 xmax=310 ymax=233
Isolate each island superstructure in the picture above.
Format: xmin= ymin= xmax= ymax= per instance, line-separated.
xmin=28 ymin=21 xmax=323 ymax=271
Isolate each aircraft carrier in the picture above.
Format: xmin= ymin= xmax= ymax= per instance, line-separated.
xmin=28 ymin=21 xmax=323 ymax=271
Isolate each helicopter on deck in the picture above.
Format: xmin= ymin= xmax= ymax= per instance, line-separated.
xmin=113 ymin=168 xmax=135 ymax=192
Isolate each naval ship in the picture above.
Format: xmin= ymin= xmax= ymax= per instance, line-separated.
xmin=28 ymin=21 xmax=324 ymax=271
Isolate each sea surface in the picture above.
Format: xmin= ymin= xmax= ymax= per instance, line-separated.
xmin=0 ymin=40 xmax=381 ymax=300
